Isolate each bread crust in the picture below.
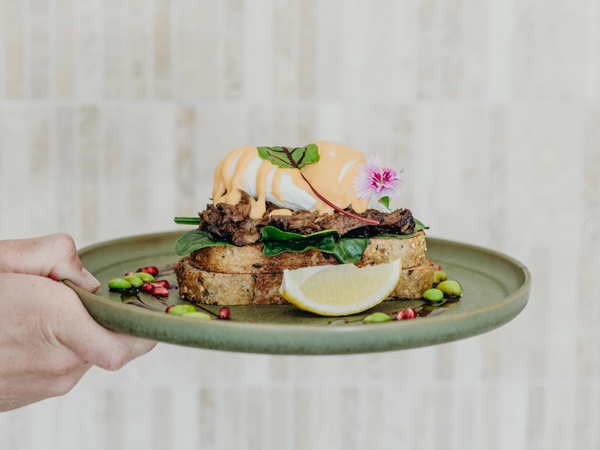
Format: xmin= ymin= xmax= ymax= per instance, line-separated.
xmin=187 ymin=231 xmax=427 ymax=274
xmin=176 ymin=256 xmax=434 ymax=305
xmin=390 ymin=257 xmax=434 ymax=299
xmin=359 ymin=232 xmax=427 ymax=269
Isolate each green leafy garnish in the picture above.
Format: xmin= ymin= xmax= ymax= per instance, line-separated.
xmin=330 ymin=238 xmax=370 ymax=265
xmin=260 ymin=227 xmax=370 ymax=264
xmin=415 ymin=219 xmax=429 ymax=231
xmin=260 ymin=226 xmax=337 ymax=256
xmin=256 ymin=144 xmax=320 ymax=169
xmin=175 ymin=229 xmax=233 ymax=256
xmin=379 ymin=196 xmax=390 ymax=208
xmin=174 ymin=218 xmax=430 ymax=264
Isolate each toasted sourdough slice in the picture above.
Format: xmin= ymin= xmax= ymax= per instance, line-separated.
xmin=176 ymin=257 xmax=434 ymax=306
xmin=188 ymin=230 xmax=427 ymax=274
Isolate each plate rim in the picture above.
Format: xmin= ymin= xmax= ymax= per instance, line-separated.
xmin=67 ymin=231 xmax=532 ymax=354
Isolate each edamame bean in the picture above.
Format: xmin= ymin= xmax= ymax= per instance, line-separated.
xmin=423 ymin=288 xmax=444 ymax=302
xmin=135 ymin=272 xmax=155 ymax=283
xmin=108 ymin=278 xmax=132 ymax=290
xmin=437 ymin=280 xmax=462 ymax=297
xmin=433 ymin=270 xmax=448 ymax=284
xmin=364 ymin=312 xmax=392 ymax=323
xmin=123 ymin=275 xmax=143 ymax=287
xmin=182 ymin=311 xmax=211 ymax=320
xmin=166 ymin=304 xmax=196 ymax=315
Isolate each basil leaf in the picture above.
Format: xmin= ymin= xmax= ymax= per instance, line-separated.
xmin=331 ymin=238 xmax=370 ymax=264
xmin=260 ymin=226 xmax=337 ymax=256
xmin=175 ymin=229 xmax=233 ymax=256
xmin=257 ymin=144 xmax=320 ymax=169
xmin=379 ymin=196 xmax=390 ymax=208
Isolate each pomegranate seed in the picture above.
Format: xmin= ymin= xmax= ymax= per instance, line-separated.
xmin=396 ymin=308 xmax=417 ymax=321
xmin=434 ymin=264 xmax=442 ymax=271
xmin=152 ymin=280 xmax=170 ymax=290
xmin=125 ymin=271 xmax=135 ymax=277
xmin=141 ymin=282 xmax=155 ymax=292
xmin=174 ymin=262 xmax=179 ymax=270
xmin=140 ymin=266 xmax=159 ymax=276
xmin=152 ymin=287 xmax=169 ymax=297
xmin=165 ymin=305 xmax=174 ymax=314
xmin=219 ymin=307 xmax=231 ymax=320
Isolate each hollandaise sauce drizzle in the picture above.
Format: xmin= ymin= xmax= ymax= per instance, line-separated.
xmin=281 ymin=152 xmax=379 ymax=225
xmin=212 ymin=141 xmax=380 ymax=224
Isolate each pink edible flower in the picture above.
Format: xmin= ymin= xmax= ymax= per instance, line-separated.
xmin=353 ymin=156 xmax=403 ymax=201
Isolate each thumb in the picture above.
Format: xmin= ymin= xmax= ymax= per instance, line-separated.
xmin=0 ymin=233 xmax=100 ymax=293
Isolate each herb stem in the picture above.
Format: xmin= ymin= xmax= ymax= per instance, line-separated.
xmin=299 ymin=173 xmax=379 ymax=225
xmin=174 ymin=217 xmax=201 ymax=225
xmin=277 ymin=147 xmax=379 ymax=225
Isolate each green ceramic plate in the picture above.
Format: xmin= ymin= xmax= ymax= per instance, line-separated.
xmin=65 ymin=231 xmax=531 ymax=355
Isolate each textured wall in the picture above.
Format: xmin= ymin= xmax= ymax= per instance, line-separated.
xmin=1 ymin=0 xmax=599 ymax=449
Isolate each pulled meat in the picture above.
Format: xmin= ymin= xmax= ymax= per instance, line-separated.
xmin=200 ymin=192 xmax=416 ymax=246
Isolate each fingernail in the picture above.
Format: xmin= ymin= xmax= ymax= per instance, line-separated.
xmin=82 ymin=267 xmax=101 ymax=288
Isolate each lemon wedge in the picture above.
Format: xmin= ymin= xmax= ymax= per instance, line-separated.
xmin=279 ymin=258 xmax=402 ymax=316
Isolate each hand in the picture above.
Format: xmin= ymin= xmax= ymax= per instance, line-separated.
xmin=0 ymin=233 xmax=156 ymax=412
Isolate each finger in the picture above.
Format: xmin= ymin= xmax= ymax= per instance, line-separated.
xmin=0 ymin=233 xmax=100 ymax=293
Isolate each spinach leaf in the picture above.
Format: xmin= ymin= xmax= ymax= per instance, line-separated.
xmin=175 ymin=228 xmax=233 ymax=256
xmin=260 ymin=226 xmax=337 ymax=256
xmin=261 ymin=226 xmax=336 ymax=242
xmin=372 ymin=218 xmax=429 ymax=240
xmin=331 ymin=238 xmax=370 ymax=264
xmin=175 ymin=218 xmax=430 ymax=263
xmin=414 ymin=219 xmax=429 ymax=231
xmin=260 ymin=226 xmax=369 ymax=264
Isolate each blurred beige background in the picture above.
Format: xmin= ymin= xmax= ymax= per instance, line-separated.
xmin=0 ymin=0 xmax=599 ymax=449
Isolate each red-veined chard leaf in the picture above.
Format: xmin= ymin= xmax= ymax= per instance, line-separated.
xmin=256 ymin=144 xmax=320 ymax=169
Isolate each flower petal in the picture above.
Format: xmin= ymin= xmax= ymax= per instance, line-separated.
xmin=353 ymin=156 xmax=404 ymax=201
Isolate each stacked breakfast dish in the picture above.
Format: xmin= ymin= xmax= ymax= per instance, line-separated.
xmin=175 ymin=141 xmax=433 ymax=306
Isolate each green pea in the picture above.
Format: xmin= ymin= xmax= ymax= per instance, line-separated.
xmin=167 ymin=304 xmax=197 ymax=316
xmin=433 ymin=270 xmax=448 ymax=285
xmin=437 ymin=280 xmax=462 ymax=297
xmin=364 ymin=312 xmax=392 ymax=324
xmin=423 ymin=288 xmax=444 ymax=302
xmin=182 ymin=311 xmax=211 ymax=320
xmin=135 ymin=272 xmax=155 ymax=282
xmin=108 ymin=278 xmax=132 ymax=290
xmin=123 ymin=275 xmax=143 ymax=287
